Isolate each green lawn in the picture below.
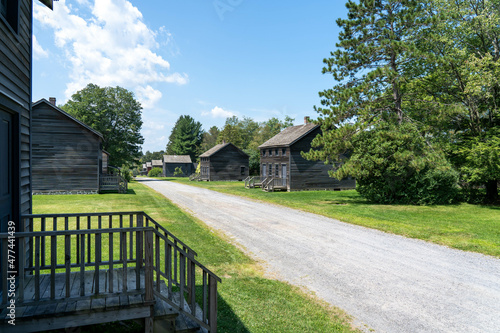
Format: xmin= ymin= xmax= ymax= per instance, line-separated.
xmin=161 ymin=177 xmax=500 ymax=258
xmin=34 ymin=182 xmax=361 ymax=333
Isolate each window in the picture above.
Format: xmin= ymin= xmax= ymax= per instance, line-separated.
xmin=275 ymin=149 xmax=279 ymax=156
xmin=275 ymin=164 xmax=279 ymax=178
xmin=269 ymin=149 xmax=272 ymax=156
xmin=262 ymin=150 xmax=265 ymax=157
xmin=0 ymin=0 xmax=18 ymax=33
xmin=241 ymin=166 xmax=245 ymax=175
xmin=282 ymin=148 xmax=286 ymax=156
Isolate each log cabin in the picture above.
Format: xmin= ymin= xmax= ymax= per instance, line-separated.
xmin=31 ymin=98 xmax=104 ymax=194
xmin=199 ymin=142 xmax=249 ymax=181
xmin=258 ymin=117 xmax=355 ymax=191
xmin=163 ymin=155 xmax=193 ymax=177
xmin=0 ymin=1 xmax=220 ymax=332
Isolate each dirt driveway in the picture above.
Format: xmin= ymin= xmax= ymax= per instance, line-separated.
xmin=138 ymin=178 xmax=500 ymax=333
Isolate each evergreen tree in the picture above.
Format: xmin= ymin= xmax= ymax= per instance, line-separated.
xmin=165 ymin=115 xmax=204 ymax=162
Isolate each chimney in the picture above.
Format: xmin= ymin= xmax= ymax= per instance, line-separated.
xmin=49 ymin=97 xmax=56 ymax=106
xmin=304 ymin=116 xmax=310 ymax=124
xmin=222 ymin=140 xmax=226 ymax=144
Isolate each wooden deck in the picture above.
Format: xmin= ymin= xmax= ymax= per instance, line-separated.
xmin=0 ymin=212 xmax=220 ymax=332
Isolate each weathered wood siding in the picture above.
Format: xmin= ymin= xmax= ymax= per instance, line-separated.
xmin=206 ymin=145 xmax=249 ymax=181
xmin=289 ymin=128 xmax=355 ymax=191
xmin=260 ymin=147 xmax=290 ymax=188
xmin=0 ymin=0 xmax=32 ymax=222
xmin=163 ymin=163 xmax=193 ymax=177
xmin=32 ymin=102 xmax=102 ymax=192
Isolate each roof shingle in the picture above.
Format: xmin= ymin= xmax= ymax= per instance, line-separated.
xmin=259 ymin=123 xmax=318 ymax=148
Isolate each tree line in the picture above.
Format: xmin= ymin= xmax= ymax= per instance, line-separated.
xmin=143 ymin=114 xmax=294 ymax=175
xmin=303 ymin=0 xmax=499 ymax=204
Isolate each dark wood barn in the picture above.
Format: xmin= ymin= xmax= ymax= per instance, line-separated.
xmin=31 ymin=98 xmax=104 ymax=194
xmin=163 ymin=155 xmax=193 ymax=177
xmin=258 ymin=118 xmax=355 ymax=191
xmin=199 ymin=142 xmax=249 ymax=181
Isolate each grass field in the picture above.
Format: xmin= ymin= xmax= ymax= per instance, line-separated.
xmin=34 ymin=182 xmax=361 ymax=333
xmin=161 ymin=177 xmax=500 ymax=258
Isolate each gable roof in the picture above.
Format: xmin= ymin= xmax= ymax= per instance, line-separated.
xmin=152 ymin=160 xmax=163 ymax=167
xmin=259 ymin=123 xmax=319 ymax=148
xmin=32 ymin=98 xmax=103 ymax=139
xmin=200 ymin=142 xmax=249 ymax=158
xmin=163 ymin=155 xmax=192 ymax=163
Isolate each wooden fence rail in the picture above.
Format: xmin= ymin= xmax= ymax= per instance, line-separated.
xmin=0 ymin=212 xmax=220 ymax=332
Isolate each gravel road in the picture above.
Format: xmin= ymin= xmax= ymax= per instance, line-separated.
xmin=139 ymin=178 xmax=500 ymax=333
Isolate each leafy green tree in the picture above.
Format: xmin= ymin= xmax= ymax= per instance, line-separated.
xmin=166 ymin=115 xmax=204 ymax=162
xmin=217 ymin=116 xmax=244 ymax=148
xmin=200 ymin=126 xmax=220 ymax=153
xmin=409 ymin=0 xmax=500 ymax=202
xmin=141 ymin=150 xmax=165 ymax=163
xmin=303 ymin=0 xmax=461 ymax=203
xmin=63 ymin=84 xmax=144 ymax=167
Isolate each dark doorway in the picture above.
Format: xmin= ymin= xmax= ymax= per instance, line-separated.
xmin=0 ymin=110 xmax=13 ymax=231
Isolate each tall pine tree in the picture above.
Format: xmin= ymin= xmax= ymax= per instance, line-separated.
xmin=165 ymin=115 xmax=204 ymax=162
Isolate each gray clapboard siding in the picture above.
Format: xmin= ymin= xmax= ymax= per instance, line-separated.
xmin=259 ymin=121 xmax=355 ymax=191
xmin=199 ymin=143 xmax=249 ymax=181
xmin=0 ymin=0 xmax=32 ymax=221
xmin=31 ymin=99 xmax=104 ymax=193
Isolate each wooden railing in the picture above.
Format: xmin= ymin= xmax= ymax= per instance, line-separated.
xmin=189 ymin=173 xmax=201 ymax=181
xmin=262 ymin=177 xmax=287 ymax=192
xmin=99 ymin=175 xmax=128 ymax=193
xmin=0 ymin=212 xmax=220 ymax=332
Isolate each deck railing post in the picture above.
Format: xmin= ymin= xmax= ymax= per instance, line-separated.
xmin=209 ymin=275 xmax=218 ymax=333
xmin=144 ymin=229 xmax=154 ymax=302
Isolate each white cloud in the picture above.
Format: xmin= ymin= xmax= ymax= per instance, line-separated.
xmin=136 ymin=85 xmax=163 ymax=110
xmin=33 ymin=35 xmax=49 ymax=59
xmin=202 ymin=106 xmax=235 ymax=118
xmin=34 ymin=0 xmax=187 ymax=103
xmin=143 ymin=121 xmax=165 ymax=131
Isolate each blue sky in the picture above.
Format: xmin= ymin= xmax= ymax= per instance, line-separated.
xmin=32 ymin=0 xmax=347 ymax=153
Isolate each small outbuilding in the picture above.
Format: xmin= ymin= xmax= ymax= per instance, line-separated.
xmin=199 ymin=142 xmax=249 ymax=181
xmin=258 ymin=117 xmax=355 ymax=191
xmin=31 ymin=98 xmax=104 ymax=194
xmin=163 ymin=155 xmax=193 ymax=177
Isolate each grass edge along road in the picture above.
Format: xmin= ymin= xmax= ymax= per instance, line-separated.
xmin=160 ymin=177 xmax=500 ymax=258
xmin=33 ymin=181 xmax=362 ymax=333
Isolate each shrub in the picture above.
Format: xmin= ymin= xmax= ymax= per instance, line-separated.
xmin=173 ymin=166 xmax=184 ymax=176
xmin=148 ymin=167 xmax=163 ymax=177
xmin=120 ymin=165 xmax=133 ymax=182
xmin=337 ymin=123 xmax=460 ymax=205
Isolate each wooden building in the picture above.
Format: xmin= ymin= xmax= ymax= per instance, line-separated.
xmin=151 ymin=159 xmax=163 ymax=173
xmin=163 ymin=155 xmax=193 ymax=177
xmin=199 ymin=142 xmax=249 ymax=181
xmin=258 ymin=118 xmax=355 ymax=191
xmin=31 ymin=98 xmax=104 ymax=194
xmin=0 ymin=0 xmax=35 ymax=233
xmin=102 ymin=150 xmax=110 ymax=174
xmin=146 ymin=161 xmax=152 ymax=173
xmin=0 ymin=3 xmax=219 ymax=332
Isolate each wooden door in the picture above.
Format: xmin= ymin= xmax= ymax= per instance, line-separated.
xmin=0 ymin=110 xmax=13 ymax=232
xmin=281 ymin=164 xmax=287 ymax=187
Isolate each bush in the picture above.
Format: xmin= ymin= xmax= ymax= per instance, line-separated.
xmin=338 ymin=123 xmax=460 ymax=205
xmin=173 ymin=166 xmax=184 ymax=176
xmin=148 ymin=167 xmax=163 ymax=177
xmin=120 ymin=165 xmax=133 ymax=182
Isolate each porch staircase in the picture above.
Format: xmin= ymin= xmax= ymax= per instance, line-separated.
xmin=0 ymin=212 xmax=220 ymax=332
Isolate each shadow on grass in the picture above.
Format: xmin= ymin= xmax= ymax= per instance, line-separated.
xmin=99 ymin=189 xmax=136 ymax=195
